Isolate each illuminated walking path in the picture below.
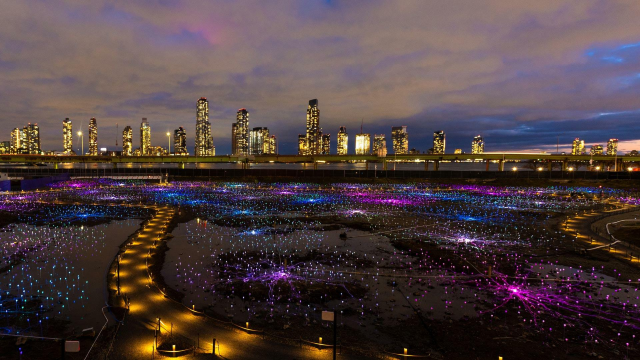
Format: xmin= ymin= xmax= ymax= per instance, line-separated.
xmin=564 ymin=201 xmax=640 ymax=265
xmin=110 ymin=206 xmax=359 ymax=359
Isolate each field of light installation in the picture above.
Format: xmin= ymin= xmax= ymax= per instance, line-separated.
xmin=0 ymin=180 xmax=639 ymax=359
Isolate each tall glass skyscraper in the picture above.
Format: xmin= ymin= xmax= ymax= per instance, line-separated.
xmin=63 ymin=118 xmax=73 ymax=154
xmin=195 ymin=97 xmax=214 ymax=156
xmin=433 ymin=131 xmax=445 ymax=154
xmin=391 ymin=126 xmax=408 ymax=154
xmin=337 ymin=126 xmax=348 ymax=155
xmin=88 ymin=118 xmax=98 ymax=155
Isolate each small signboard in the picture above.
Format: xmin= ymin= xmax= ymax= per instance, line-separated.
xmin=322 ymin=311 xmax=335 ymax=322
xmin=65 ymin=341 xmax=80 ymax=352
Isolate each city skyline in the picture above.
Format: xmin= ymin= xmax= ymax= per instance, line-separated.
xmin=2 ymin=1 xmax=640 ymax=155
xmin=1 ymin=97 xmax=634 ymax=156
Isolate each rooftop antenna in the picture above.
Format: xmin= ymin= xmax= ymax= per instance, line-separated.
xmin=360 ymin=118 xmax=363 ymax=134
xmin=116 ymin=123 xmax=118 ymax=147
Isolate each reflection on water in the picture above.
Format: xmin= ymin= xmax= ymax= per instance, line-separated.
xmin=0 ymin=220 xmax=141 ymax=332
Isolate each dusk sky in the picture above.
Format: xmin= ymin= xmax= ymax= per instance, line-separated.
xmin=2 ymin=0 xmax=640 ymax=154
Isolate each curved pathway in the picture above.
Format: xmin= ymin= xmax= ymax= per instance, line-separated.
xmin=109 ymin=206 xmax=362 ymax=359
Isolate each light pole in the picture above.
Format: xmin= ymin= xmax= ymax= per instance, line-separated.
xmin=166 ymin=132 xmax=171 ymax=155
xmin=77 ymin=131 xmax=83 ymax=155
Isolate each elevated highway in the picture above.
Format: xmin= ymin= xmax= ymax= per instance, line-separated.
xmin=0 ymin=153 xmax=638 ymax=171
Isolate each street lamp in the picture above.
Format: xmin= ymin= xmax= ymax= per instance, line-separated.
xmin=77 ymin=131 xmax=83 ymax=155
xmin=568 ymin=167 xmax=574 ymax=172
xmin=166 ymin=132 xmax=171 ymax=155
xmin=512 ymin=166 xmax=518 ymax=171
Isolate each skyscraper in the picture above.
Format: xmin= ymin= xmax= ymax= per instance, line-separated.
xmin=321 ymin=134 xmax=330 ymax=155
xmin=337 ymin=126 xmax=348 ymax=155
xmin=298 ymin=134 xmax=307 ymax=155
xmin=373 ymin=134 xmax=387 ymax=156
xmin=88 ymin=118 xmax=98 ymax=155
xmin=234 ymin=109 xmax=249 ymax=156
xmin=433 ymin=131 xmax=445 ymax=154
xmin=10 ymin=128 xmax=22 ymax=154
xmin=471 ymin=135 xmax=484 ymax=154
xmin=63 ymin=118 xmax=73 ymax=154
xmin=590 ymin=144 xmax=603 ymax=155
xmin=174 ymin=127 xmax=187 ymax=155
xmin=140 ymin=118 xmax=151 ymax=155
xmin=355 ymin=133 xmax=371 ymax=155
xmin=607 ymin=139 xmax=618 ymax=155
xmin=391 ymin=126 xmax=408 ymax=154
xmin=571 ymin=138 xmax=585 ymax=155
xmin=266 ymin=135 xmax=277 ymax=155
xmin=24 ymin=124 xmax=41 ymax=155
xmin=195 ymin=97 xmax=214 ymax=156
xmin=305 ymin=99 xmax=321 ymax=155
xmin=231 ymin=123 xmax=238 ymax=156
xmin=122 ymin=126 xmax=133 ymax=156
xmin=249 ymin=127 xmax=269 ymax=155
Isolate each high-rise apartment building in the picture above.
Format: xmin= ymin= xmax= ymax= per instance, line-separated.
xmin=571 ymin=138 xmax=585 ymax=155
xmin=140 ymin=118 xmax=151 ymax=155
xmin=195 ymin=97 xmax=214 ymax=156
xmin=174 ymin=127 xmax=187 ymax=155
xmin=249 ymin=127 xmax=269 ymax=155
xmin=607 ymin=139 xmax=618 ymax=155
xmin=231 ymin=123 xmax=238 ymax=156
xmin=122 ymin=126 xmax=133 ymax=156
xmin=63 ymin=118 xmax=73 ymax=154
xmin=373 ymin=134 xmax=387 ymax=156
xmin=233 ymin=109 xmax=249 ymax=156
xmin=10 ymin=128 xmax=22 ymax=154
xmin=471 ymin=135 xmax=484 ymax=154
xmin=355 ymin=133 xmax=371 ymax=155
xmin=298 ymin=134 xmax=307 ymax=155
xmin=23 ymin=124 xmax=41 ymax=155
xmin=337 ymin=126 xmax=348 ymax=155
xmin=433 ymin=131 xmax=445 ymax=154
xmin=88 ymin=118 xmax=98 ymax=155
xmin=303 ymin=99 xmax=321 ymax=155
xmin=590 ymin=144 xmax=603 ymax=155
xmin=391 ymin=126 xmax=408 ymax=154
xmin=266 ymin=135 xmax=277 ymax=155
xmin=321 ymin=134 xmax=330 ymax=155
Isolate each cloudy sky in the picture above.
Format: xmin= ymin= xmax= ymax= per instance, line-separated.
xmin=2 ymin=0 xmax=640 ymax=154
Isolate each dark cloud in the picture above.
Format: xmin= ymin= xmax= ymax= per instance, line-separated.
xmin=0 ymin=0 xmax=639 ymax=154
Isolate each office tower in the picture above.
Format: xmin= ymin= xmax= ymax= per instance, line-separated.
xmin=249 ymin=127 xmax=269 ymax=155
xmin=266 ymin=135 xmax=277 ymax=155
xmin=195 ymin=97 xmax=214 ymax=156
xmin=23 ymin=124 xmax=41 ymax=155
xmin=10 ymin=128 xmax=22 ymax=154
xmin=355 ymin=133 xmax=371 ymax=155
xmin=305 ymin=99 xmax=321 ymax=155
xmin=174 ymin=127 xmax=187 ymax=155
xmin=88 ymin=118 xmax=97 ymax=155
xmin=233 ymin=109 xmax=249 ymax=156
xmin=571 ymin=138 xmax=585 ymax=155
xmin=607 ymin=139 xmax=618 ymax=155
xmin=391 ymin=126 xmax=408 ymax=154
xmin=590 ymin=144 xmax=603 ymax=155
xmin=140 ymin=118 xmax=151 ymax=155
xmin=373 ymin=134 xmax=387 ymax=156
xmin=337 ymin=126 xmax=348 ymax=155
xmin=230 ymin=123 xmax=237 ymax=155
xmin=471 ymin=135 xmax=484 ymax=154
xmin=298 ymin=134 xmax=307 ymax=155
xmin=63 ymin=118 xmax=73 ymax=154
xmin=433 ymin=131 xmax=445 ymax=154
xmin=321 ymin=134 xmax=330 ymax=155
xmin=122 ymin=126 xmax=133 ymax=156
